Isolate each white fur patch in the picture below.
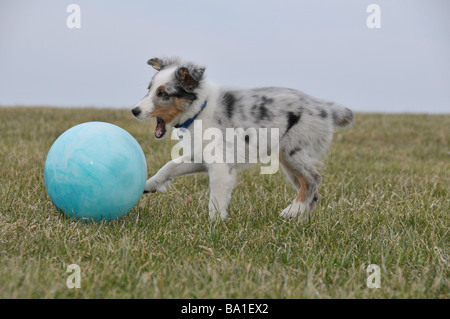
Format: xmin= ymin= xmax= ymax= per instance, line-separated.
xmin=280 ymin=200 xmax=310 ymax=220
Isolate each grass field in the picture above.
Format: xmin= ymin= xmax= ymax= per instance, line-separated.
xmin=0 ymin=107 xmax=448 ymax=299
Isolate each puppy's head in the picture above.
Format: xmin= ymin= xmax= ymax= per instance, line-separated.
xmin=132 ymin=57 xmax=206 ymax=139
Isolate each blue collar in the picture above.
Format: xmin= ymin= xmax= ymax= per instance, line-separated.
xmin=176 ymin=101 xmax=207 ymax=131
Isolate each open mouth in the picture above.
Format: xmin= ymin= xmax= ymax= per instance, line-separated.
xmin=155 ymin=117 xmax=167 ymax=138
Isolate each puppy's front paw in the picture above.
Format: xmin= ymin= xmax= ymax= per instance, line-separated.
xmin=144 ymin=176 xmax=170 ymax=194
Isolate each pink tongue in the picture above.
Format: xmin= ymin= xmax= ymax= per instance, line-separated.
xmin=155 ymin=125 xmax=164 ymax=137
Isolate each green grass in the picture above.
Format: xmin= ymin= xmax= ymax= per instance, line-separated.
xmin=0 ymin=107 xmax=448 ymax=298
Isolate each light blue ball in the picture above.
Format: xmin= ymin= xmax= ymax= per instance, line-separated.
xmin=44 ymin=122 xmax=147 ymax=221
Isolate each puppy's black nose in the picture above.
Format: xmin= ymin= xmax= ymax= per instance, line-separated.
xmin=132 ymin=107 xmax=141 ymax=117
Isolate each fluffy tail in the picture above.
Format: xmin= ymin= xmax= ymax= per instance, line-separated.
xmin=330 ymin=104 xmax=354 ymax=128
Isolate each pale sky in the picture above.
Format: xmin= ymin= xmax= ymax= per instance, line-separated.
xmin=0 ymin=0 xmax=449 ymax=113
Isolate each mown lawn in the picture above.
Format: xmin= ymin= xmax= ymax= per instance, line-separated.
xmin=0 ymin=107 xmax=448 ymax=298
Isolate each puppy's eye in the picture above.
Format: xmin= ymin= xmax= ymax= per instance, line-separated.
xmin=157 ymin=91 xmax=169 ymax=98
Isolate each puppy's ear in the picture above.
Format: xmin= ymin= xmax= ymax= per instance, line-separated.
xmin=147 ymin=58 xmax=164 ymax=71
xmin=176 ymin=65 xmax=205 ymax=92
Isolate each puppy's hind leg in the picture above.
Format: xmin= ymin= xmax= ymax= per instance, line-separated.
xmin=280 ymin=164 xmax=300 ymax=191
xmin=208 ymin=164 xmax=237 ymax=220
xmin=279 ymin=152 xmax=321 ymax=220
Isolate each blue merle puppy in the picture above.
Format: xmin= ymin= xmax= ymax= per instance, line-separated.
xmin=132 ymin=57 xmax=354 ymax=220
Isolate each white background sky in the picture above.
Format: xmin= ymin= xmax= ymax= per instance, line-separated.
xmin=0 ymin=0 xmax=449 ymax=113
